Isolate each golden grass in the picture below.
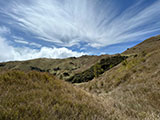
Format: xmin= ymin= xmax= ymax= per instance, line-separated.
xmin=78 ymin=48 xmax=160 ymax=120
xmin=0 ymin=71 xmax=108 ymax=120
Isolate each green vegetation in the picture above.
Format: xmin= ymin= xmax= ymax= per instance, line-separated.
xmin=94 ymin=64 xmax=103 ymax=78
xmin=0 ymin=55 xmax=110 ymax=80
xmin=67 ymin=55 xmax=127 ymax=83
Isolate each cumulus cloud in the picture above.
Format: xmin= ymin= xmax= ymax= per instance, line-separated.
xmin=0 ymin=37 xmax=15 ymax=62
xmin=0 ymin=37 xmax=86 ymax=62
xmin=1 ymin=0 xmax=160 ymax=48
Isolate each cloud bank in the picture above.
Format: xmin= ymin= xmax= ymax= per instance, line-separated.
xmin=0 ymin=38 xmax=85 ymax=62
xmin=1 ymin=0 xmax=160 ymax=48
xmin=0 ymin=30 xmax=85 ymax=62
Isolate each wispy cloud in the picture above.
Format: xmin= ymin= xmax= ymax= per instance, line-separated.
xmin=0 ymin=26 xmax=10 ymax=35
xmin=14 ymin=39 xmax=29 ymax=44
xmin=13 ymin=36 xmax=29 ymax=44
xmin=13 ymin=36 xmax=42 ymax=47
xmin=29 ymin=42 xmax=42 ymax=48
xmin=1 ymin=0 xmax=160 ymax=48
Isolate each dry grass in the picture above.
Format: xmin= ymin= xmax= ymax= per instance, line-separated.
xmin=123 ymin=35 xmax=160 ymax=55
xmin=78 ymin=47 xmax=160 ymax=119
xmin=0 ymin=71 xmax=109 ymax=120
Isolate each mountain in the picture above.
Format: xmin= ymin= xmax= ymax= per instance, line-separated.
xmin=78 ymin=35 xmax=160 ymax=119
xmin=123 ymin=35 xmax=160 ymax=54
xmin=0 ymin=55 xmax=110 ymax=80
xmin=0 ymin=35 xmax=160 ymax=120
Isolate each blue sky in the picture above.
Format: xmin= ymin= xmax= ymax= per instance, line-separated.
xmin=0 ymin=0 xmax=160 ymax=62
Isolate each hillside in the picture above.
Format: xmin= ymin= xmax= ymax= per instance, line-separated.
xmin=0 ymin=55 xmax=110 ymax=80
xmin=78 ymin=35 xmax=160 ymax=119
xmin=123 ymin=35 xmax=160 ymax=55
xmin=0 ymin=71 xmax=109 ymax=120
xmin=67 ymin=55 xmax=127 ymax=83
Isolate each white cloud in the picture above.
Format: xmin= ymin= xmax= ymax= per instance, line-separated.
xmin=1 ymin=0 xmax=160 ymax=48
xmin=0 ymin=26 xmax=10 ymax=35
xmin=14 ymin=39 xmax=29 ymax=44
xmin=14 ymin=39 xmax=42 ymax=48
xmin=0 ymin=37 xmax=86 ymax=62
xmin=29 ymin=42 xmax=42 ymax=48
xmin=13 ymin=36 xmax=42 ymax=47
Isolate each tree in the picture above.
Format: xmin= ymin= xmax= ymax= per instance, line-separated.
xmin=93 ymin=64 xmax=103 ymax=78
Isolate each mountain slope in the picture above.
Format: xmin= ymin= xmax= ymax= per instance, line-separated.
xmin=0 ymin=55 xmax=110 ymax=80
xmin=78 ymin=35 xmax=160 ymax=120
xmin=123 ymin=35 xmax=160 ymax=55
xmin=0 ymin=71 xmax=109 ymax=120
xmin=67 ymin=55 xmax=127 ymax=83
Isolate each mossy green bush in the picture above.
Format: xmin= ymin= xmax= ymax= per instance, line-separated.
xmin=67 ymin=55 xmax=127 ymax=83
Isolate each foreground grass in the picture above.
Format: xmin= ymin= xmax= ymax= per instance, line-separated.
xmin=0 ymin=71 xmax=108 ymax=120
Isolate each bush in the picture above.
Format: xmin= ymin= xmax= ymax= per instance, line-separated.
xmin=93 ymin=64 xmax=103 ymax=78
xmin=67 ymin=55 xmax=127 ymax=83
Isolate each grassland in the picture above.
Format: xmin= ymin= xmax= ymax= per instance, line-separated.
xmin=0 ymin=71 xmax=109 ymax=120
xmin=0 ymin=55 xmax=109 ymax=80
xmin=78 ymin=36 xmax=160 ymax=120
xmin=0 ymin=35 xmax=160 ymax=120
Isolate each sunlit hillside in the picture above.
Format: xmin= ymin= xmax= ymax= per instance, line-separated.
xmin=0 ymin=71 xmax=108 ymax=120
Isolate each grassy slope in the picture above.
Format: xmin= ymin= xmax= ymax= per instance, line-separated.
xmin=0 ymin=55 xmax=109 ymax=80
xmin=67 ymin=55 xmax=127 ymax=83
xmin=0 ymin=71 xmax=109 ymax=120
xmin=78 ymin=36 xmax=160 ymax=120
xmin=123 ymin=35 xmax=160 ymax=55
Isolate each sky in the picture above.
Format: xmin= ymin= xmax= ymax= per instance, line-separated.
xmin=0 ymin=0 xmax=160 ymax=62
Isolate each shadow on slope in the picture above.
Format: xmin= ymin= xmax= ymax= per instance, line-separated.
xmin=67 ymin=55 xmax=127 ymax=83
xmin=0 ymin=55 xmax=109 ymax=80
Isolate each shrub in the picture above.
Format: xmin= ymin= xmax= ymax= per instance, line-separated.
xmin=67 ymin=55 xmax=127 ymax=83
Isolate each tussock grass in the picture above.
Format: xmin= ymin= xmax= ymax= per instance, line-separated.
xmin=0 ymin=71 xmax=108 ymax=120
xmin=78 ymin=48 xmax=160 ymax=120
xmin=123 ymin=35 xmax=160 ymax=55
